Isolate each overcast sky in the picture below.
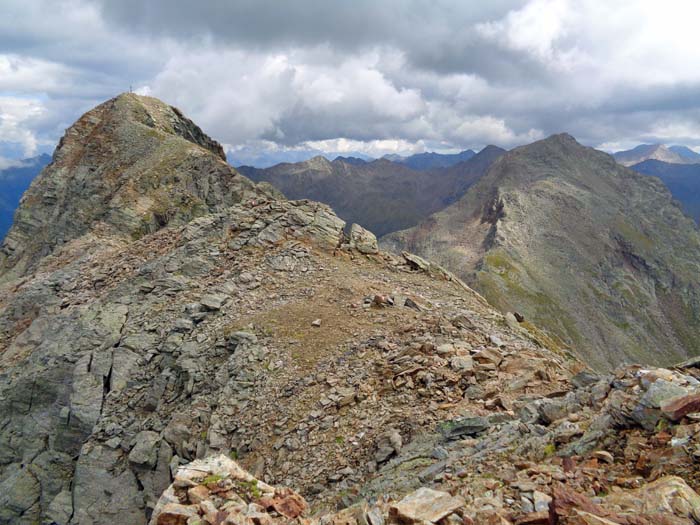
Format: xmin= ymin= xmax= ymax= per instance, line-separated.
xmin=2 ymin=0 xmax=700 ymax=167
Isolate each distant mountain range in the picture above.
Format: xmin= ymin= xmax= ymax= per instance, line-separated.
xmin=238 ymin=146 xmax=504 ymax=236
xmin=613 ymin=143 xmax=700 ymax=166
xmin=384 ymin=149 xmax=477 ymax=171
xmin=0 ymin=154 xmax=51 ymax=240
xmin=229 ymin=148 xmax=479 ymax=170
xmin=226 ymin=149 xmax=374 ymax=168
xmin=630 ymin=159 xmax=700 ymax=224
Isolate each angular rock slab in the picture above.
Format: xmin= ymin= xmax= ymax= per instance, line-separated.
xmin=390 ymin=487 xmax=465 ymax=523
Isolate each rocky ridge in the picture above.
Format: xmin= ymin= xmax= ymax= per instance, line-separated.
xmin=1 ymin=96 xmax=700 ymax=525
xmin=383 ymin=134 xmax=700 ymax=370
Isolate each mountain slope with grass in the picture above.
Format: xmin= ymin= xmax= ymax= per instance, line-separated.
xmin=384 ymin=134 xmax=700 ymax=370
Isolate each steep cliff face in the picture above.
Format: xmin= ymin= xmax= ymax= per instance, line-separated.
xmin=383 ymin=134 xmax=700 ymax=370
xmin=0 ymin=93 xmax=267 ymax=281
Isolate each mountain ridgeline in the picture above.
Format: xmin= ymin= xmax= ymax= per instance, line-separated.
xmin=387 ymin=148 xmax=477 ymax=170
xmin=383 ymin=134 xmax=700 ymax=370
xmin=613 ymin=143 xmax=700 ymax=166
xmin=239 ymin=146 xmax=504 ymax=236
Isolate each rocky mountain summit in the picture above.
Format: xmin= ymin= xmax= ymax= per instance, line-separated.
xmin=0 ymin=93 xmax=271 ymax=282
xmin=2 ymin=96 xmax=700 ymax=525
xmin=239 ymin=146 xmax=504 ymax=237
xmin=383 ymin=134 xmax=700 ymax=370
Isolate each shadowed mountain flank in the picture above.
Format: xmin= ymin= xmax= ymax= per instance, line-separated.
xmin=631 ymin=159 xmax=700 ymax=224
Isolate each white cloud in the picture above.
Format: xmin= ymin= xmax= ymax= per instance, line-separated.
xmin=476 ymin=0 xmax=579 ymax=68
xmin=0 ymin=156 xmax=24 ymax=170
xmin=0 ymin=96 xmax=47 ymax=157
xmin=142 ymin=47 xmax=427 ymax=147
xmin=304 ymin=137 xmax=424 ymax=157
xmin=5 ymin=0 xmax=700 ymax=160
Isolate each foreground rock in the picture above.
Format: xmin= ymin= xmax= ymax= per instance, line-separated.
xmin=152 ymin=457 xmax=700 ymax=525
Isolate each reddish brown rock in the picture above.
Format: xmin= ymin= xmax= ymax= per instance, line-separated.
xmin=551 ymin=486 xmax=611 ymax=521
xmin=187 ymin=484 xmax=210 ymax=504
xmin=155 ymin=503 xmax=200 ymax=525
xmin=514 ymin=511 xmax=550 ymax=525
xmin=259 ymin=488 xmax=308 ymax=519
xmin=661 ymin=394 xmax=700 ymax=422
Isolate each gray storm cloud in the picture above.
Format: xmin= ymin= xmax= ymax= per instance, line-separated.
xmin=1 ymin=0 xmax=700 ymax=162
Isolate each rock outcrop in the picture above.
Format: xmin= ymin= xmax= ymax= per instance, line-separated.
xmin=383 ymin=134 xmax=700 ymax=370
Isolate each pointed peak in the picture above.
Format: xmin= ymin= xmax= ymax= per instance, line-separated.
xmin=544 ymin=132 xmax=579 ymax=145
xmin=477 ymin=145 xmax=507 ymax=156
xmin=1 ymin=94 xmax=265 ymax=279
xmin=80 ymin=93 xmax=226 ymax=161
xmin=509 ymin=133 xmax=585 ymax=156
xmin=303 ymin=155 xmax=332 ymax=169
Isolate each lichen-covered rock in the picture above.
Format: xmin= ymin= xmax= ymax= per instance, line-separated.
xmin=150 ymin=455 xmax=307 ymax=525
xmin=348 ymin=223 xmax=379 ymax=254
